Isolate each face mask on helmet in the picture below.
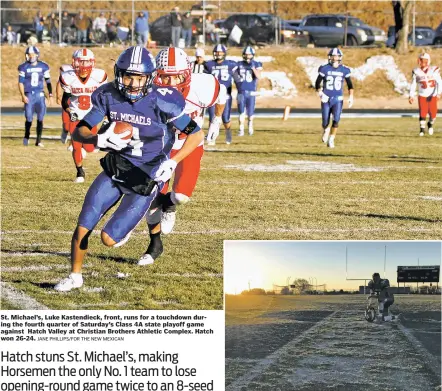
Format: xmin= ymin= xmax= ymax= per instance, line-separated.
xmin=72 ymin=49 xmax=95 ymax=78
xmin=242 ymin=47 xmax=254 ymax=63
xmin=26 ymin=47 xmax=40 ymax=63
xmin=116 ymin=70 xmax=154 ymax=101
xmin=154 ymin=48 xmax=191 ymax=94
xmin=114 ymin=46 xmax=156 ymax=102
xmin=372 ymin=273 xmax=381 ymax=284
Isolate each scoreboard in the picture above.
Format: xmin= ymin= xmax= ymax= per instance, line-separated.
xmin=397 ymin=265 xmax=440 ymax=283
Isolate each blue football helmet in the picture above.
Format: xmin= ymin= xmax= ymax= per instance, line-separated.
xmin=25 ymin=46 xmax=40 ymax=63
xmin=213 ymin=44 xmax=227 ymax=61
xmin=114 ymin=46 xmax=156 ymax=102
xmin=242 ymin=46 xmax=255 ymax=63
xmin=328 ymin=48 xmax=343 ymax=68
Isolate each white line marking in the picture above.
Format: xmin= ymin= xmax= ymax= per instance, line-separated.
xmin=1 ymin=251 xmax=70 ymax=257
xmin=1 ymin=227 xmax=440 ymax=238
xmin=1 ymin=264 xmax=70 ymax=272
xmin=397 ymin=322 xmax=441 ymax=378
xmin=0 ymin=281 xmax=49 ymax=310
xmin=226 ymin=311 xmax=338 ymax=391
xmin=0 ymin=265 xmax=222 ymax=279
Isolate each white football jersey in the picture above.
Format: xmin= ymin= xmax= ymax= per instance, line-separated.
xmin=409 ymin=65 xmax=442 ymax=98
xmin=173 ymin=73 xmax=225 ymax=150
xmin=59 ymin=68 xmax=107 ymax=119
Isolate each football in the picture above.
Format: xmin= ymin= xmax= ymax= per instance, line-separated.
xmin=112 ymin=121 xmax=133 ymax=140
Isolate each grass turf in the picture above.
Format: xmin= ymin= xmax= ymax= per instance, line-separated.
xmin=1 ymin=115 xmax=441 ymax=309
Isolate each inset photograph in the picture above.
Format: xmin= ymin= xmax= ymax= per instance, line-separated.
xmin=225 ymin=241 xmax=441 ymax=391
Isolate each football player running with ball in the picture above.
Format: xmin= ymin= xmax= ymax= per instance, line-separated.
xmin=409 ymin=52 xmax=442 ymax=136
xmin=234 ymin=46 xmax=262 ymax=136
xmin=18 ymin=46 xmax=53 ymax=147
xmin=139 ymin=47 xmax=227 ymax=265
xmin=315 ymin=48 xmax=354 ymax=148
xmin=59 ymin=49 xmax=108 ymax=182
xmin=54 ymin=46 xmax=203 ymax=292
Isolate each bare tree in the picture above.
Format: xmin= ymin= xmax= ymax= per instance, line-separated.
xmin=392 ymin=0 xmax=413 ymax=54
xmin=291 ymin=278 xmax=310 ymax=294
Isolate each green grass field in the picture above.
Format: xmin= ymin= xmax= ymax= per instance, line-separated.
xmin=1 ymin=115 xmax=441 ymax=310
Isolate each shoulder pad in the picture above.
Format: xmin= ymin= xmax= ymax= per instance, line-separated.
xmin=155 ymin=87 xmax=186 ymax=116
xmin=59 ymin=69 xmax=76 ymax=86
xmin=190 ymin=73 xmax=220 ymax=107
xmin=59 ymin=64 xmax=73 ymax=73
xmin=91 ymin=68 xmax=108 ymax=84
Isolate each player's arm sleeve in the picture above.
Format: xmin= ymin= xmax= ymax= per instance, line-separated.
xmin=45 ymin=79 xmax=53 ymax=95
xmin=345 ymin=76 xmax=353 ymax=91
xmin=81 ymin=89 xmax=107 ymax=128
xmin=409 ymin=71 xmax=417 ymax=98
xmin=315 ymin=74 xmax=324 ymax=91
xmin=61 ymin=92 xmax=72 ymax=111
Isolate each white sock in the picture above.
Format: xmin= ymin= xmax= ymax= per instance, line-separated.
xmin=329 ymin=135 xmax=335 ymax=142
xmin=70 ymin=272 xmax=82 ymax=281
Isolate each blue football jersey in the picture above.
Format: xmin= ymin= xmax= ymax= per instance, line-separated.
xmin=235 ymin=60 xmax=263 ymax=93
xmin=18 ymin=61 xmax=50 ymax=94
xmin=83 ymin=83 xmax=197 ymax=178
xmin=318 ymin=64 xmax=351 ymax=98
xmin=205 ymin=59 xmax=238 ymax=91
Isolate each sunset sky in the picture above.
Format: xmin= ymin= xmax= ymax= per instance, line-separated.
xmin=224 ymin=241 xmax=441 ymax=294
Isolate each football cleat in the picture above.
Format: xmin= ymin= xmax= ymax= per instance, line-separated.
xmin=161 ymin=211 xmax=177 ymax=235
xmin=54 ymin=273 xmax=83 ymax=292
xmin=138 ymin=237 xmax=163 ymax=265
xmin=322 ymin=127 xmax=330 ymax=143
xmin=74 ymin=176 xmax=85 ymax=183
xmin=419 ymin=130 xmax=424 ymax=137
xmin=225 ymin=129 xmax=232 ymax=144
xmin=428 ymin=127 xmax=434 ymax=135
xmin=327 ymin=139 xmax=335 ymax=148
xmin=36 ymin=143 xmax=44 ymax=147
xmin=23 ymin=138 xmax=29 ymax=146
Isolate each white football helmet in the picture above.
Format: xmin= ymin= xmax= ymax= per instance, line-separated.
xmin=418 ymin=52 xmax=430 ymax=70
xmin=72 ymin=48 xmax=95 ymax=78
xmin=154 ymin=47 xmax=192 ymax=93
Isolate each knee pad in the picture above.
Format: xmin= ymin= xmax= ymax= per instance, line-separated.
xmin=171 ymin=192 xmax=190 ymax=205
xmin=332 ymin=121 xmax=339 ymax=128
xmin=239 ymin=113 xmax=246 ymax=124
xmin=146 ymin=207 xmax=161 ymax=225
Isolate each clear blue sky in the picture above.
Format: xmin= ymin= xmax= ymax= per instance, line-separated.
xmin=224 ymin=241 xmax=441 ymax=294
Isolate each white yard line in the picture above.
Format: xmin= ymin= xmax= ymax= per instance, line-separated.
xmin=0 ymin=281 xmax=49 ymax=310
xmin=225 ymin=311 xmax=338 ymax=391
xmin=1 ymin=227 xmax=440 ymax=238
xmin=397 ymin=322 xmax=441 ymax=378
xmin=1 ymin=251 xmax=70 ymax=257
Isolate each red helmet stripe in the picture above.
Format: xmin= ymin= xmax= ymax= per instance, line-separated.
xmin=168 ymin=48 xmax=176 ymax=67
xmin=83 ymin=48 xmax=87 ymax=57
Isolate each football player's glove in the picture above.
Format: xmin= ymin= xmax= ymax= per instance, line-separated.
xmin=348 ymin=95 xmax=354 ymax=108
xmin=96 ymin=122 xmax=131 ymax=151
xmin=70 ymin=111 xmax=79 ymax=122
xmin=153 ymin=159 xmax=177 ymax=183
xmin=207 ymin=116 xmax=222 ymax=143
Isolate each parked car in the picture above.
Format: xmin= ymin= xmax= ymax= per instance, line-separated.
xmin=433 ymin=22 xmax=442 ymax=45
xmin=5 ymin=22 xmax=51 ymax=44
xmin=386 ymin=26 xmax=436 ymax=47
xmin=280 ymin=20 xmax=310 ymax=46
xmin=218 ymin=13 xmax=309 ymax=46
xmin=298 ymin=14 xmax=386 ymax=47
xmin=150 ymin=14 xmax=204 ymax=46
